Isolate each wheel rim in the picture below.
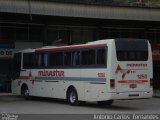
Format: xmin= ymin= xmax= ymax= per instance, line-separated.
xmin=70 ymin=91 xmax=76 ymax=103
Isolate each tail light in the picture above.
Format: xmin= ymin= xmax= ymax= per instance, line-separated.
xmin=150 ymin=79 xmax=153 ymax=87
xmin=110 ymin=79 xmax=115 ymax=89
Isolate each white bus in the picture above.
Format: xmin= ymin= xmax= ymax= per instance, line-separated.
xmin=12 ymin=39 xmax=153 ymax=106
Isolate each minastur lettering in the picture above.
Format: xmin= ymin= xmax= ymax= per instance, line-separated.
xmin=38 ymin=70 xmax=64 ymax=77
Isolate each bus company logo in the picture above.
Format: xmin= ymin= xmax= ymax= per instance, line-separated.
xmin=116 ymin=65 xmax=135 ymax=80
xmin=38 ymin=70 xmax=64 ymax=77
xmin=29 ymin=71 xmax=36 ymax=85
xmin=126 ymin=63 xmax=147 ymax=67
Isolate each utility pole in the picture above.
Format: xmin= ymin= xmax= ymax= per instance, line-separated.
xmin=28 ymin=0 xmax=32 ymax=21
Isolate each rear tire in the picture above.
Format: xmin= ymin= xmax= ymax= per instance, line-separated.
xmin=67 ymin=88 xmax=79 ymax=106
xmin=97 ymin=100 xmax=114 ymax=106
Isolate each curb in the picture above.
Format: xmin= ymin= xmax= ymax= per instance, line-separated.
xmin=0 ymin=93 xmax=15 ymax=96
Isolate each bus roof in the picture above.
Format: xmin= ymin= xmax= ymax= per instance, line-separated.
xmin=15 ymin=39 xmax=149 ymax=53
xmin=87 ymin=39 xmax=114 ymax=45
xmin=35 ymin=39 xmax=111 ymax=53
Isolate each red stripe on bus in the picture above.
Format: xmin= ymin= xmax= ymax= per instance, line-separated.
xmin=36 ymin=44 xmax=107 ymax=52
xmin=118 ymin=80 xmax=149 ymax=84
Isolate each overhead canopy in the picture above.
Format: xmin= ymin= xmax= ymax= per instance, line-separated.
xmin=0 ymin=0 xmax=160 ymax=21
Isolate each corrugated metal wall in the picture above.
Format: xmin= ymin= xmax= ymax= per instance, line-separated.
xmin=0 ymin=0 xmax=160 ymax=21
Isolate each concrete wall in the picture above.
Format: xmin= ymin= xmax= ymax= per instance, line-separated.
xmin=15 ymin=41 xmax=43 ymax=52
xmin=0 ymin=0 xmax=160 ymax=21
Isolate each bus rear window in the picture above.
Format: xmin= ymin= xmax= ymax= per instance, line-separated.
xmin=115 ymin=39 xmax=148 ymax=61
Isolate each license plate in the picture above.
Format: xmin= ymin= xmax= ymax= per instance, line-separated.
xmin=130 ymin=84 xmax=137 ymax=88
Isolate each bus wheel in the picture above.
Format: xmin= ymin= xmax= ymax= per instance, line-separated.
xmin=67 ymin=88 xmax=79 ymax=106
xmin=21 ymin=85 xmax=30 ymax=100
xmin=97 ymin=100 xmax=114 ymax=106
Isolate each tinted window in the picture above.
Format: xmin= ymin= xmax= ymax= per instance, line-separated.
xmin=23 ymin=53 xmax=36 ymax=68
xmin=97 ymin=48 xmax=106 ymax=65
xmin=37 ymin=53 xmax=48 ymax=67
xmin=35 ymin=47 xmax=107 ymax=68
xmin=115 ymin=39 xmax=148 ymax=61
xmin=81 ymin=49 xmax=96 ymax=65
xmin=72 ymin=51 xmax=80 ymax=66
xmin=49 ymin=52 xmax=63 ymax=66
xmin=64 ymin=52 xmax=72 ymax=65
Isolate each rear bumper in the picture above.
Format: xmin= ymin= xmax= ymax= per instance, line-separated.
xmin=110 ymin=90 xmax=153 ymax=100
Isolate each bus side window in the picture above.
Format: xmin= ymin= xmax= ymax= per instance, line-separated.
xmin=23 ymin=53 xmax=36 ymax=69
xmin=49 ymin=52 xmax=63 ymax=67
xmin=88 ymin=49 xmax=96 ymax=65
xmin=64 ymin=52 xmax=72 ymax=65
xmin=44 ymin=54 xmax=48 ymax=67
xmin=81 ymin=50 xmax=88 ymax=65
xmin=81 ymin=49 xmax=96 ymax=66
xmin=97 ymin=48 xmax=107 ymax=66
xmin=37 ymin=53 xmax=48 ymax=67
xmin=72 ymin=51 xmax=80 ymax=66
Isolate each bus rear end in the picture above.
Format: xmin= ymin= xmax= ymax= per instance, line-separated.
xmin=111 ymin=39 xmax=153 ymax=99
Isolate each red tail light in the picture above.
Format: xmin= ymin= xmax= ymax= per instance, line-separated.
xmin=110 ymin=79 xmax=115 ymax=89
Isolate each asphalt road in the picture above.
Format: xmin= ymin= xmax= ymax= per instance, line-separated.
xmin=0 ymin=95 xmax=159 ymax=114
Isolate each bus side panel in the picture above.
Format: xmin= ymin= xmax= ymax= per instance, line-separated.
xmin=42 ymin=82 xmax=58 ymax=98
xmin=88 ymin=84 xmax=111 ymax=101
xmin=29 ymin=81 xmax=43 ymax=97
xmin=81 ymin=69 xmax=110 ymax=101
xmin=62 ymin=69 xmax=84 ymax=100
xmin=47 ymin=69 xmax=83 ymax=100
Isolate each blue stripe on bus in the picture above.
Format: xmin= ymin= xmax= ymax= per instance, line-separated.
xmin=36 ymin=77 xmax=106 ymax=82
